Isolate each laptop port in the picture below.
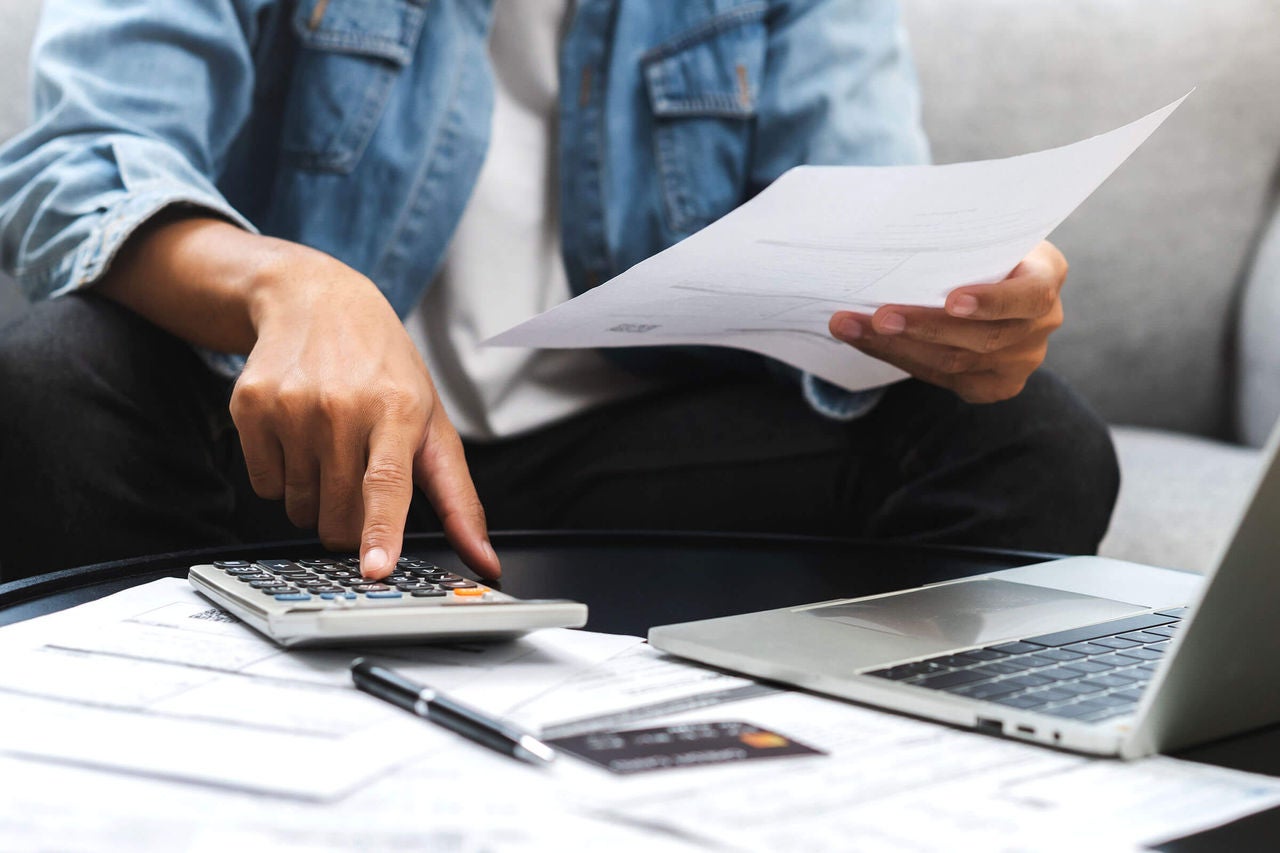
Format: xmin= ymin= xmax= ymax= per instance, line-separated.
xmin=1015 ymin=725 xmax=1036 ymax=736
xmin=976 ymin=717 xmax=1003 ymax=735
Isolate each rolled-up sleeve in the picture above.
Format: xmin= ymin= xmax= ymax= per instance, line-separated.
xmin=0 ymin=0 xmax=267 ymax=301
xmin=753 ymin=0 xmax=930 ymax=420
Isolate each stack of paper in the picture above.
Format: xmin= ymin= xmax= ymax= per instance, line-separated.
xmin=1 ymin=576 xmax=1277 ymax=851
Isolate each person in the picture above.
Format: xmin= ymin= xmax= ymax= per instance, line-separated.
xmin=0 ymin=0 xmax=1118 ymax=583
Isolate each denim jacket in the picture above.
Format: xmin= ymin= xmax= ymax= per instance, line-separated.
xmin=0 ymin=0 xmax=928 ymax=418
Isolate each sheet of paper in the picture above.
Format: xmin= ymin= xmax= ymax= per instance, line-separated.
xmin=488 ymin=94 xmax=1189 ymax=391
xmin=503 ymin=641 xmax=777 ymax=738
xmin=0 ymin=752 xmax=708 ymax=853
xmin=3 ymin=576 xmax=1278 ymax=851
xmin=0 ymin=579 xmax=639 ymax=800
xmin=564 ymin=689 xmax=1280 ymax=851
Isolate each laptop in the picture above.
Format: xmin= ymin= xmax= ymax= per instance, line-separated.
xmin=649 ymin=420 xmax=1280 ymax=758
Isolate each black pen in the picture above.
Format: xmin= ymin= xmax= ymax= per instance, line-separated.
xmin=350 ymin=658 xmax=556 ymax=765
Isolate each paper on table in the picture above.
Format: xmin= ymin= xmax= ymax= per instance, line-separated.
xmin=2 ymin=585 xmax=1278 ymax=851
xmin=504 ymin=641 xmax=776 ymax=738
xmin=571 ymin=689 xmax=1280 ymax=852
xmin=488 ymin=94 xmax=1189 ymax=392
xmin=0 ymin=751 xmax=710 ymax=853
xmin=0 ymin=579 xmax=639 ymax=800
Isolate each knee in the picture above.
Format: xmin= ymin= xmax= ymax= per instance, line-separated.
xmin=0 ymin=293 xmax=180 ymax=454
xmin=1008 ymin=370 xmax=1120 ymax=548
xmin=0 ymin=305 xmax=61 ymax=445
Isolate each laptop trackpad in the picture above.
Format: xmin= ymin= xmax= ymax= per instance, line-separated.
xmin=810 ymin=579 xmax=1143 ymax=647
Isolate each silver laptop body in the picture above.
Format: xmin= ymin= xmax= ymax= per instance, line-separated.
xmin=649 ymin=421 xmax=1280 ymax=758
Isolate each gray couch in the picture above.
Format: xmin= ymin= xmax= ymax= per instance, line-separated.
xmin=2 ymin=0 xmax=1278 ymax=571
xmin=903 ymin=0 xmax=1280 ymax=570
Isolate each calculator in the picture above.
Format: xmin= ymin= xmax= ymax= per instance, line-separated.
xmin=188 ymin=556 xmax=587 ymax=647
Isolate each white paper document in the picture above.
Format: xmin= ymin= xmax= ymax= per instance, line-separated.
xmin=0 ymin=579 xmax=639 ymax=800
xmin=488 ymin=95 xmax=1188 ymax=391
xmin=4 ymin=575 xmax=1280 ymax=851
xmin=571 ymin=689 xmax=1280 ymax=852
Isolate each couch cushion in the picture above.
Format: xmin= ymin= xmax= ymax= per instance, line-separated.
xmin=1099 ymin=426 xmax=1261 ymax=572
xmin=0 ymin=0 xmax=40 ymax=323
xmin=901 ymin=0 xmax=1280 ymax=439
xmin=1238 ymin=206 xmax=1280 ymax=448
xmin=0 ymin=0 xmax=39 ymax=147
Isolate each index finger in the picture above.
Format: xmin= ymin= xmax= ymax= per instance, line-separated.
xmin=358 ymin=425 xmax=416 ymax=579
xmin=945 ymin=244 xmax=1066 ymax=321
xmin=414 ymin=413 xmax=501 ymax=580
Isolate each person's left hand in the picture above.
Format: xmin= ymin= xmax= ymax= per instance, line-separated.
xmin=828 ymin=240 xmax=1068 ymax=404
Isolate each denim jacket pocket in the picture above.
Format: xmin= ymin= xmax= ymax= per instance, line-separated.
xmin=642 ymin=3 xmax=767 ymax=237
xmin=281 ymin=0 xmax=428 ymax=173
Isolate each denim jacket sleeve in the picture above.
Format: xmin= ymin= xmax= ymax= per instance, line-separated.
xmin=754 ymin=0 xmax=930 ymax=420
xmin=0 ymin=0 xmax=266 ymax=302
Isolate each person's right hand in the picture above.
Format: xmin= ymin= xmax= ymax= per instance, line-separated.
xmin=97 ymin=215 xmax=498 ymax=581
xmin=229 ymin=244 xmax=499 ymax=581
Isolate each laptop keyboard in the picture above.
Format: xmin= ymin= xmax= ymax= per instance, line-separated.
xmin=867 ymin=607 xmax=1187 ymax=723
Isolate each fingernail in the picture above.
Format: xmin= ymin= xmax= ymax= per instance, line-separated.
xmin=950 ymin=295 xmax=979 ymax=316
xmin=879 ymin=312 xmax=906 ymax=334
xmin=836 ymin=317 xmax=863 ymax=340
xmin=362 ymin=547 xmax=388 ymax=577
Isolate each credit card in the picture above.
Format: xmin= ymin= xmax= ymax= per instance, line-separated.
xmin=547 ymin=721 xmax=825 ymax=775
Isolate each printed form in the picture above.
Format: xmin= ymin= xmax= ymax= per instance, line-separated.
xmin=4 ymin=576 xmax=1280 ymax=850
xmin=488 ymin=95 xmax=1189 ymax=392
xmin=0 ymin=579 xmax=640 ymax=799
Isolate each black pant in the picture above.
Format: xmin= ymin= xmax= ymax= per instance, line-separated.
xmin=0 ymin=294 xmax=1120 ymax=582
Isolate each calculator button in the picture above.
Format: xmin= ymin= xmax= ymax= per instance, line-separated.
xmin=299 ymin=558 xmax=338 ymax=567
xmin=236 ymin=573 xmax=274 ymax=582
xmin=260 ymin=586 xmax=297 ymax=595
xmin=274 ymin=593 xmax=313 ymax=601
xmin=249 ymin=579 xmax=288 ymax=588
xmin=397 ymin=583 xmax=435 ymax=592
xmin=452 ymin=587 xmax=487 ymax=597
xmin=223 ymin=567 xmax=263 ymax=576
xmin=256 ymin=559 xmax=298 ymax=571
xmin=214 ymin=560 xmax=252 ymax=569
xmin=440 ymin=581 xmax=478 ymax=589
xmin=366 ymin=591 xmax=403 ymax=599
xmin=353 ymin=583 xmax=391 ymax=593
xmin=411 ymin=589 xmax=447 ymax=598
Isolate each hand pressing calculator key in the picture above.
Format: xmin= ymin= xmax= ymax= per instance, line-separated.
xmin=188 ymin=555 xmax=587 ymax=647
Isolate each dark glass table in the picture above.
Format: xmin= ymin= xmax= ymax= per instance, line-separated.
xmin=0 ymin=530 xmax=1275 ymax=849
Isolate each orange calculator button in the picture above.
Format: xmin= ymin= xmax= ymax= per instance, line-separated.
xmin=453 ymin=587 xmax=487 ymax=597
